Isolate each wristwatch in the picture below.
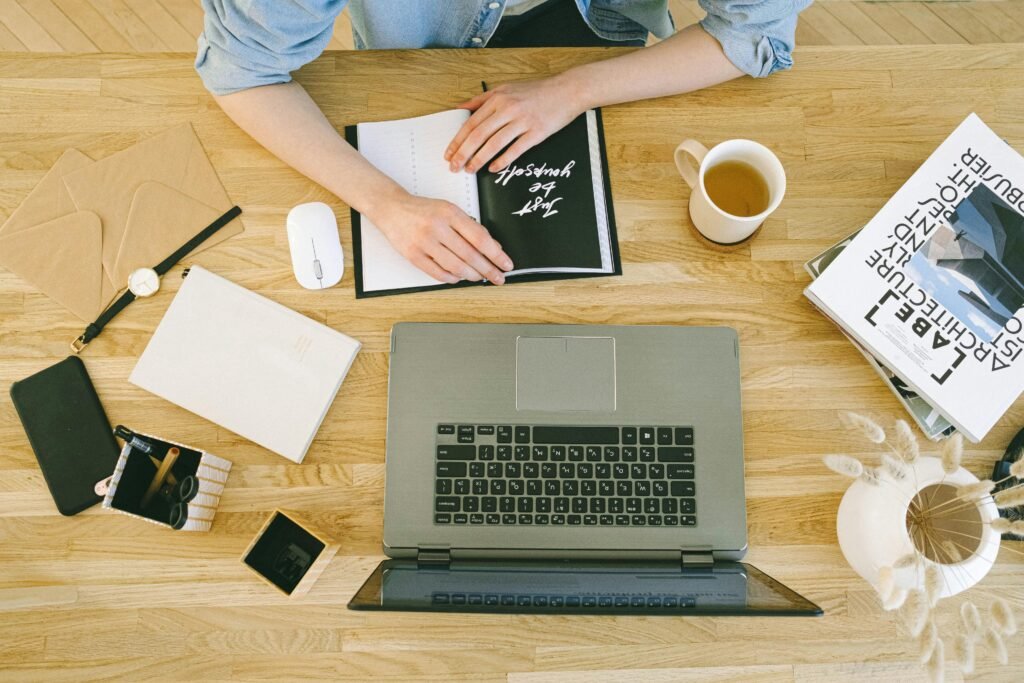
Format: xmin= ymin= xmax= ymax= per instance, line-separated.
xmin=71 ymin=205 xmax=242 ymax=353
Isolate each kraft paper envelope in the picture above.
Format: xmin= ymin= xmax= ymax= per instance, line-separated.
xmin=0 ymin=124 xmax=243 ymax=321
xmin=0 ymin=150 xmax=105 ymax=320
xmin=62 ymin=122 xmax=243 ymax=304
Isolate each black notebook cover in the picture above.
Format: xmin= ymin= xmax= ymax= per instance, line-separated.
xmin=345 ymin=109 xmax=620 ymax=298
xmin=9 ymin=356 xmax=121 ymax=515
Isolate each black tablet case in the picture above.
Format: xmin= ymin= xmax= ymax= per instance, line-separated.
xmin=10 ymin=356 xmax=120 ymax=515
xmin=345 ymin=109 xmax=621 ymax=298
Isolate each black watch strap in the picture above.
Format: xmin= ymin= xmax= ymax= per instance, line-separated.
xmin=72 ymin=205 xmax=242 ymax=353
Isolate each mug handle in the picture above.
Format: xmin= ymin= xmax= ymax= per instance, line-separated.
xmin=674 ymin=139 xmax=709 ymax=189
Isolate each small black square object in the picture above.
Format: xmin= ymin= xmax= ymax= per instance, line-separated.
xmin=244 ymin=512 xmax=325 ymax=595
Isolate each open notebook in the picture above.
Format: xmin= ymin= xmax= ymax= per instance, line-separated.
xmin=345 ymin=109 xmax=620 ymax=297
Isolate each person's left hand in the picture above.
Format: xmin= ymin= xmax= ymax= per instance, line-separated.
xmin=445 ymin=76 xmax=584 ymax=174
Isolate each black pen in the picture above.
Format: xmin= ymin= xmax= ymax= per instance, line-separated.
xmin=481 ymin=80 xmax=488 ymax=92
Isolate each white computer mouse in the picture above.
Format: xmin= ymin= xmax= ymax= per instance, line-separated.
xmin=286 ymin=202 xmax=344 ymax=289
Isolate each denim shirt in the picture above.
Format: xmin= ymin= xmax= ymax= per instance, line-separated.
xmin=196 ymin=0 xmax=810 ymax=96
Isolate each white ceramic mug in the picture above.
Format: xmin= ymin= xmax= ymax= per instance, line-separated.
xmin=674 ymin=138 xmax=786 ymax=245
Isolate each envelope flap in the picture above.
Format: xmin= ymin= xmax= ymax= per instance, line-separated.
xmin=113 ymin=181 xmax=243 ymax=285
xmin=0 ymin=149 xmax=94 ymax=237
xmin=0 ymin=211 xmax=104 ymax=321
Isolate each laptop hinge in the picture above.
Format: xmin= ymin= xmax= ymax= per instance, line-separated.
xmin=681 ymin=551 xmax=715 ymax=568
xmin=417 ymin=545 xmax=451 ymax=566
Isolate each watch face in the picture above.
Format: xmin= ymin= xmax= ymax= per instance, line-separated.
xmin=128 ymin=268 xmax=160 ymax=297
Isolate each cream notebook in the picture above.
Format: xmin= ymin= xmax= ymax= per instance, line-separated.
xmin=129 ymin=265 xmax=361 ymax=463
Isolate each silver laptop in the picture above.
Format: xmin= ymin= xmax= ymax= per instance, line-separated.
xmin=349 ymin=323 xmax=820 ymax=616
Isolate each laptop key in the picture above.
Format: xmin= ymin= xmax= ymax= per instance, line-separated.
xmin=523 ymin=463 xmax=539 ymax=478
xmin=599 ymin=481 xmax=614 ymax=496
xmin=497 ymin=425 xmax=512 ymax=443
xmin=551 ymin=446 xmax=566 ymax=461
xmin=455 ymin=479 xmax=469 ymax=495
xmin=626 ymin=498 xmax=641 ymax=514
xmin=639 ymin=447 xmax=656 ymax=462
xmin=436 ymin=496 xmax=460 ymax=512
xmin=586 ymin=446 xmax=601 ymax=462
xmin=631 ymin=514 xmax=646 ymax=525
xmin=622 ymin=447 xmax=638 ymax=462
xmin=435 ymin=513 xmax=451 ymax=524
xmin=437 ymin=445 xmax=475 ymax=460
xmin=572 ymin=498 xmax=587 ymax=513
xmin=517 ymin=498 xmax=533 ymax=513
xmin=552 ymin=514 xmax=566 ymax=524
xmin=500 ymin=497 xmax=515 ymax=512
xmin=502 ymin=513 xmax=516 ymax=524
xmin=616 ymin=481 xmax=632 ymax=497
xmin=554 ymin=498 xmax=569 ymax=513
xmin=613 ymin=463 xmax=628 ymax=479
xmin=652 ymin=481 xmax=668 ymax=497
xmin=679 ymin=498 xmax=696 ymax=514
xmin=527 ymin=480 xmax=542 ymax=496
xmin=590 ymin=498 xmax=605 ymax=513
xmin=622 ymin=427 xmax=637 ymax=444
xmin=668 ymin=466 xmax=695 ymax=481
xmin=635 ymin=481 xmax=651 ymax=496
xmin=463 ymin=496 xmax=479 ymax=512
xmin=470 ymin=513 xmax=484 ymax=524
xmin=631 ymin=464 xmax=647 ymax=479
xmin=639 ymin=428 xmax=656 ymax=445
xmin=644 ymin=498 xmax=659 ymax=514
xmin=648 ymin=515 xmax=662 ymax=526
xmin=536 ymin=497 xmax=551 ymax=513
xmin=600 ymin=514 xmax=613 ymax=525
xmin=486 ymin=513 xmax=500 ymax=524
xmin=482 ymin=497 xmax=497 ymax=512
xmin=662 ymin=498 xmax=677 ymax=513
xmin=508 ymin=480 xmax=524 ymax=495
xmin=438 ymin=424 xmax=455 ymax=435
xmin=490 ymin=480 xmax=506 ymax=495
xmin=514 ymin=445 xmax=530 ymax=461
xmin=657 ymin=427 xmax=673 ymax=445
xmin=454 ymin=514 xmax=468 ymax=524
xmin=436 ymin=461 xmax=467 ymax=478
xmin=670 ymin=481 xmax=695 ymax=496
xmin=436 ymin=479 xmax=452 ymax=495
xmin=478 ymin=445 xmax=494 ymax=461
xmin=477 ymin=425 xmax=495 ymax=435
xmin=545 ymin=480 xmax=560 ymax=496
xmin=458 ymin=429 xmax=475 ymax=444
xmin=559 ymin=463 xmax=575 ymax=479
xmin=487 ymin=462 xmax=503 ymax=478
xmin=505 ymin=463 xmax=521 ymax=478
xmin=658 ymin=447 xmax=694 ymax=463
xmin=532 ymin=446 xmax=548 ymax=461
xmin=470 ymin=462 xmax=485 ymax=477
xmin=664 ymin=515 xmax=678 ymax=526
xmin=518 ymin=514 xmax=533 ymax=524
xmin=536 ymin=514 xmax=549 ymax=525
xmin=514 ymin=426 xmax=530 ymax=443
xmin=578 ymin=464 xmax=593 ymax=478
xmin=581 ymin=480 xmax=596 ymax=496
xmin=609 ymin=499 xmax=624 ymax=513
xmin=533 ymin=426 xmax=619 ymax=444
xmin=603 ymin=447 xmax=620 ymax=462
xmin=595 ymin=464 xmax=610 ymax=479
xmin=681 ymin=515 xmax=696 ymax=526
xmin=649 ymin=464 xmax=665 ymax=479
xmin=497 ymin=445 xmax=512 ymax=460
xmin=568 ymin=446 xmax=584 ymax=461
xmin=541 ymin=463 xmax=557 ymax=478
xmin=675 ymin=427 xmax=694 ymax=445
xmin=568 ymin=515 xmax=582 ymax=525
xmin=615 ymin=514 xmax=630 ymax=525
xmin=563 ymin=480 xmax=578 ymax=496
xmin=583 ymin=515 xmax=598 ymax=525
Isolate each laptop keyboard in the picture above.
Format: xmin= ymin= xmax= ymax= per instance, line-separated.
xmin=434 ymin=425 xmax=696 ymax=527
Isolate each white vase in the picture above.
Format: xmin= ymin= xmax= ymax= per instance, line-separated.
xmin=836 ymin=456 xmax=1001 ymax=598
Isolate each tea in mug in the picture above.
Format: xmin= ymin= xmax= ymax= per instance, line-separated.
xmin=703 ymin=160 xmax=771 ymax=218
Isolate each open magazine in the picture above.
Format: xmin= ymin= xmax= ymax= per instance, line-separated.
xmin=805 ymin=232 xmax=955 ymax=440
xmin=805 ymin=113 xmax=1024 ymax=442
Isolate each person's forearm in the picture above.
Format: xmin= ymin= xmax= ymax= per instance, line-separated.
xmin=562 ymin=24 xmax=743 ymax=111
xmin=213 ymin=81 xmax=403 ymax=218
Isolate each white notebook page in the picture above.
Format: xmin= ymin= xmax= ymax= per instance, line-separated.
xmin=357 ymin=110 xmax=481 ymax=293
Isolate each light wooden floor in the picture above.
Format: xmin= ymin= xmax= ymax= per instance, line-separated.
xmin=1 ymin=1 xmax=1024 ymax=52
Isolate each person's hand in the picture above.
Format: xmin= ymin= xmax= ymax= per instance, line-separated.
xmin=369 ymin=189 xmax=513 ymax=284
xmin=445 ymin=75 xmax=585 ymax=174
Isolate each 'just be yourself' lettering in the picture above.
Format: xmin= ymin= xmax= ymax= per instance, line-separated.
xmin=493 ymin=160 xmax=576 ymax=219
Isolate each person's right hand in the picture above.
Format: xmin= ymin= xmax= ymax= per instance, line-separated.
xmin=369 ymin=190 xmax=514 ymax=285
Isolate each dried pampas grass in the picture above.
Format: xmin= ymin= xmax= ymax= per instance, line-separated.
xmin=876 ymin=565 xmax=895 ymax=601
xmin=894 ymin=553 xmax=920 ymax=570
xmin=903 ymin=589 xmax=931 ymax=638
xmin=1010 ymin=458 xmax=1024 ymax=479
xmin=839 ymin=411 xmax=886 ymax=444
xmin=961 ymin=601 xmax=983 ymax=640
xmin=918 ymin=618 xmax=938 ymax=663
xmin=991 ymin=517 xmax=1011 ymax=534
xmin=1012 ymin=520 xmax=1024 ymax=535
xmin=881 ymin=452 xmax=908 ymax=481
xmin=984 ymin=627 xmax=1008 ymax=665
xmin=991 ymin=598 xmax=1017 ymax=636
xmin=924 ymin=564 xmax=943 ymax=607
xmin=993 ymin=485 xmax=1024 ymax=509
xmin=860 ymin=466 xmax=882 ymax=486
xmin=924 ymin=638 xmax=944 ymax=683
xmin=822 ymin=454 xmax=863 ymax=479
xmin=883 ymin=587 xmax=908 ymax=611
xmin=952 ymin=633 xmax=975 ymax=674
xmin=892 ymin=419 xmax=919 ymax=463
xmin=939 ymin=540 xmax=962 ymax=563
xmin=956 ymin=479 xmax=994 ymax=501
xmin=941 ymin=433 xmax=963 ymax=474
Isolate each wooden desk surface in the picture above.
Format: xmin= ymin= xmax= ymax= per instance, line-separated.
xmin=1 ymin=45 xmax=1023 ymax=682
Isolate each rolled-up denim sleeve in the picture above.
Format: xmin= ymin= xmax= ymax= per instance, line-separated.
xmin=698 ymin=0 xmax=811 ymax=78
xmin=196 ymin=0 xmax=347 ymax=96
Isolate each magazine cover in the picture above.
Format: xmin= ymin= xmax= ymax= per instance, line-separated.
xmin=805 ymin=232 xmax=956 ymax=441
xmin=805 ymin=113 xmax=1024 ymax=442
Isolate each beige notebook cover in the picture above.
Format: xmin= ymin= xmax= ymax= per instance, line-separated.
xmin=129 ymin=265 xmax=361 ymax=463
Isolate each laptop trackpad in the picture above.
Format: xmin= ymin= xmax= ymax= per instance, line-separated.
xmin=516 ymin=336 xmax=616 ymax=412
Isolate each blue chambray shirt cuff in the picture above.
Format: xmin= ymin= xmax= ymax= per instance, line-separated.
xmin=699 ymin=17 xmax=794 ymax=78
xmin=195 ymin=33 xmax=294 ymax=96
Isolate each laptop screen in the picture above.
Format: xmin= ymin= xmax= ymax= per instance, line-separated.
xmin=348 ymin=560 xmax=821 ymax=616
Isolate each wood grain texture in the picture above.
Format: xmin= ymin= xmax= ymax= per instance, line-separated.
xmin=1 ymin=45 xmax=1024 ymax=682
